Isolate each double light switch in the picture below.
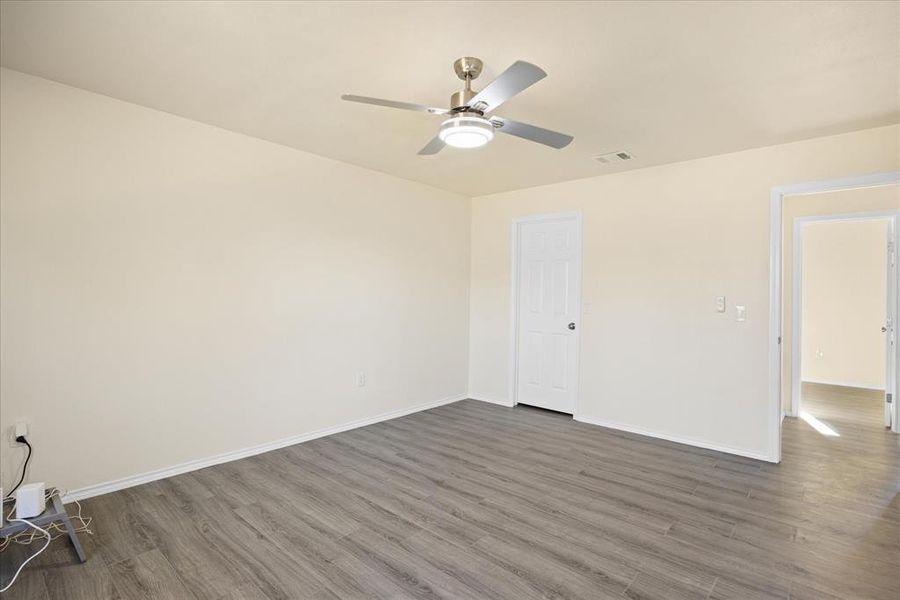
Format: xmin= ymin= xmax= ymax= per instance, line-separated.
xmin=716 ymin=296 xmax=746 ymax=322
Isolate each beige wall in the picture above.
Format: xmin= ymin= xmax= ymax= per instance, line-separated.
xmin=0 ymin=69 xmax=471 ymax=494
xmin=2 ymin=69 xmax=898 ymax=496
xmin=800 ymin=220 xmax=887 ymax=389
xmin=781 ymin=185 xmax=899 ymax=410
xmin=469 ymin=125 xmax=899 ymax=460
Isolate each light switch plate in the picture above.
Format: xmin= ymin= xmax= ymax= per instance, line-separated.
xmin=735 ymin=305 xmax=747 ymax=322
xmin=716 ymin=296 xmax=726 ymax=313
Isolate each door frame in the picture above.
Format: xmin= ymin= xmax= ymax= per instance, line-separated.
xmin=790 ymin=210 xmax=897 ymax=418
xmin=769 ymin=171 xmax=900 ymax=462
xmin=509 ymin=211 xmax=584 ymax=415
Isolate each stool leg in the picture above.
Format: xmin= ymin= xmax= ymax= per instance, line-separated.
xmin=51 ymin=493 xmax=86 ymax=563
xmin=60 ymin=514 xmax=86 ymax=562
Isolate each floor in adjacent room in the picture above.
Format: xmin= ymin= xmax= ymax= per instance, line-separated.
xmin=2 ymin=387 xmax=898 ymax=599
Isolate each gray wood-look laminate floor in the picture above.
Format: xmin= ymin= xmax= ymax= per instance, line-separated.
xmin=2 ymin=384 xmax=898 ymax=599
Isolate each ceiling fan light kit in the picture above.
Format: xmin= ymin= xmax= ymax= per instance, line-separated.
xmin=439 ymin=115 xmax=494 ymax=148
xmin=342 ymin=56 xmax=573 ymax=155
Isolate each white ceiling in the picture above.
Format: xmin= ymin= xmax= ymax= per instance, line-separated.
xmin=1 ymin=1 xmax=898 ymax=196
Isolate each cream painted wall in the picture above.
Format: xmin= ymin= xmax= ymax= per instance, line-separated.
xmin=0 ymin=69 xmax=471 ymax=493
xmin=469 ymin=125 xmax=899 ymax=459
xmin=800 ymin=220 xmax=887 ymax=389
xmin=781 ymin=185 xmax=899 ymax=410
xmin=2 ymin=69 xmax=898 ymax=497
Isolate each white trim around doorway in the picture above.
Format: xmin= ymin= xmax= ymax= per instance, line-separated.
xmin=768 ymin=171 xmax=900 ymax=462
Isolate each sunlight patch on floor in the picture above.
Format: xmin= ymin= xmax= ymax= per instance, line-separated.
xmin=799 ymin=410 xmax=840 ymax=437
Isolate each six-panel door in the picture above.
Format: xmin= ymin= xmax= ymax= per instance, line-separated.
xmin=516 ymin=217 xmax=580 ymax=413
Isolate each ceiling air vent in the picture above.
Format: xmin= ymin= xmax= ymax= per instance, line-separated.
xmin=593 ymin=151 xmax=633 ymax=164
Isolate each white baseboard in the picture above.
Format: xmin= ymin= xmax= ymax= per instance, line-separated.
xmin=63 ymin=393 xmax=467 ymax=503
xmin=801 ymin=378 xmax=885 ymax=391
xmin=468 ymin=395 xmax=515 ymax=407
xmin=573 ymin=414 xmax=775 ymax=463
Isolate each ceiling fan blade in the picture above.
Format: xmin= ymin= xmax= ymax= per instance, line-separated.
xmin=417 ymin=136 xmax=445 ymax=155
xmin=467 ymin=61 xmax=547 ymax=113
xmin=490 ymin=117 xmax=573 ymax=149
xmin=341 ymin=94 xmax=448 ymax=115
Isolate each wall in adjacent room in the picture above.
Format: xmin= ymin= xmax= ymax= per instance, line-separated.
xmin=0 ymin=68 xmax=471 ymax=495
xmin=801 ymin=219 xmax=888 ymax=390
xmin=468 ymin=124 xmax=899 ymax=460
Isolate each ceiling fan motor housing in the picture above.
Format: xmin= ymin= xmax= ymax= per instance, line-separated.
xmin=450 ymin=89 xmax=477 ymax=109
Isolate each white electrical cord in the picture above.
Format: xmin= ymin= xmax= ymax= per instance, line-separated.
xmin=0 ymin=518 xmax=51 ymax=593
xmin=0 ymin=488 xmax=93 ymax=592
xmin=0 ymin=488 xmax=93 ymax=551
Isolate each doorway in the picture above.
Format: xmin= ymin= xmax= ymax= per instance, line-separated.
xmin=510 ymin=212 xmax=582 ymax=414
xmin=792 ymin=213 xmax=896 ymax=430
xmin=769 ymin=173 xmax=900 ymax=462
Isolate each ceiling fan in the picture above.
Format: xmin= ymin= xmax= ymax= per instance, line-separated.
xmin=341 ymin=57 xmax=573 ymax=155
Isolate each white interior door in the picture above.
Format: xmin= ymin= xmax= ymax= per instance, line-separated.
xmin=515 ymin=215 xmax=581 ymax=414
xmin=885 ymin=218 xmax=896 ymax=429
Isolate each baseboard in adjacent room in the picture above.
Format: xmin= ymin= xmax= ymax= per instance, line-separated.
xmin=468 ymin=395 xmax=515 ymax=407
xmin=63 ymin=393 xmax=468 ymax=503
xmin=801 ymin=379 xmax=885 ymax=391
xmin=573 ymin=413 xmax=774 ymax=463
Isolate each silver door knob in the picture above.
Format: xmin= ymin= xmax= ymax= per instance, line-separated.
xmin=568 ymin=322 xmax=576 ymax=330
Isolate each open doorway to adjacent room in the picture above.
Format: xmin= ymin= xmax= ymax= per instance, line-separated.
xmin=779 ymin=180 xmax=900 ymax=442
xmin=795 ymin=214 xmax=893 ymax=434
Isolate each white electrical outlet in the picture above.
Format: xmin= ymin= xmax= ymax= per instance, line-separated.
xmin=356 ymin=371 xmax=366 ymax=387
xmin=9 ymin=422 xmax=28 ymax=447
xmin=735 ymin=305 xmax=747 ymax=322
